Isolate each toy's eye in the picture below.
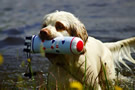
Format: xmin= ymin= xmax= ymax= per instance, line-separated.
xmin=42 ymin=24 xmax=47 ymax=28
xmin=55 ymin=21 xmax=66 ymax=31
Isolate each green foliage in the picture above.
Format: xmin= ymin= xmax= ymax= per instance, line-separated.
xmin=0 ymin=54 xmax=134 ymax=90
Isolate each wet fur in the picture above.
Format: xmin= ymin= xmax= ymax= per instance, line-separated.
xmin=39 ymin=11 xmax=135 ymax=89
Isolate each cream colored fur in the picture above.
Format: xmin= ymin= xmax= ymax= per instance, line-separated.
xmin=39 ymin=11 xmax=135 ymax=90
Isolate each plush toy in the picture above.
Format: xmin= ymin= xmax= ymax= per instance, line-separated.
xmin=24 ymin=35 xmax=84 ymax=55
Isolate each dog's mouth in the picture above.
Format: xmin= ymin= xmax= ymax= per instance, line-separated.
xmin=39 ymin=31 xmax=58 ymax=59
xmin=39 ymin=34 xmax=53 ymax=41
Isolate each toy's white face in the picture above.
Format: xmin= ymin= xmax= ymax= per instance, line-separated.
xmin=39 ymin=11 xmax=88 ymax=45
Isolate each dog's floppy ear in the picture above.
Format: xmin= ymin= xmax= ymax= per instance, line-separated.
xmin=69 ymin=22 xmax=88 ymax=45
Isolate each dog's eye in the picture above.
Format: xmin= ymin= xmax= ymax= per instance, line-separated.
xmin=42 ymin=24 xmax=47 ymax=28
xmin=55 ymin=21 xmax=66 ymax=31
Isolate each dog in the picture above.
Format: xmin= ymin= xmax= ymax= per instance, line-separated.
xmin=39 ymin=11 xmax=135 ymax=89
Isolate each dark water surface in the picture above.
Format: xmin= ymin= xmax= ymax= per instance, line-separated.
xmin=0 ymin=0 xmax=135 ymax=89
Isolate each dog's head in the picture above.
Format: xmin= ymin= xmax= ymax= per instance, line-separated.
xmin=39 ymin=11 xmax=88 ymax=45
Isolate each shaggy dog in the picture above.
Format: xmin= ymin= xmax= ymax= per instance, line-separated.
xmin=39 ymin=11 xmax=135 ymax=89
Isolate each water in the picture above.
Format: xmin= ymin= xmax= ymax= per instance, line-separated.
xmin=0 ymin=0 xmax=135 ymax=89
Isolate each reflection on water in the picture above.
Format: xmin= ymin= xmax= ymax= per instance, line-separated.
xmin=0 ymin=0 xmax=135 ymax=89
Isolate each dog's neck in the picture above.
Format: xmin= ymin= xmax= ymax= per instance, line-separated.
xmin=46 ymin=53 xmax=96 ymax=86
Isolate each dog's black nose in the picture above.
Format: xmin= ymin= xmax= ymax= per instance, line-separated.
xmin=39 ymin=28 xmax=52 ymax=40
xmin=40 ymin=28 xmax=49 ymax=36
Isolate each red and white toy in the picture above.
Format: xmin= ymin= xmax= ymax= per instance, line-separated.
xmin=24 ymin=35 xmax=84 ymax=55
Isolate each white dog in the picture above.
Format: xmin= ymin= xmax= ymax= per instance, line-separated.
xmin=39 ymin=11 xmax=135 ymax=89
